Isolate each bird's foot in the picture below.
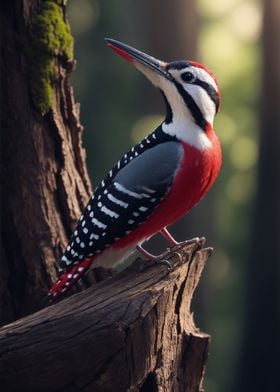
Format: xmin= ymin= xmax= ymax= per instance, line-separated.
xmin=160 ymin=228 xmax=202 ymax=251
xmin=136 ymin=236 xmax=203 ymax=272
xmin=167 ymin=237 xmax=202 ymax=252
xmin=136 ymin=245 xmax=185 ymax=272
xmin=137 ymin=245 xmax=173 ymax=272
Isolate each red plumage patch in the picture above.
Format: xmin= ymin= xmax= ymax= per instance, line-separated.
xmin=48 ymin=258 xmax=94 ymax=303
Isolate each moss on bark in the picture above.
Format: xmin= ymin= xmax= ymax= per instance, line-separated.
xmin=28 ymin=0 xmax=73 ymax=114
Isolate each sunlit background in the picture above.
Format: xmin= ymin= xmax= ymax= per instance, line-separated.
xmin=67 ymin=0 xmax=279 ymax=391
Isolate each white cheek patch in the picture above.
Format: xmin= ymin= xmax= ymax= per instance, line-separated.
xmin=184 ymin=84 xmax=216 ymax=124
xmin=190 ymin=66 xmax=219 ymax=92
xmin=169 ymin=67 xmax=218 ymax=92
xmin=159 ymin=79 xmax=192 ymax=119
xmin=168 ymin=66 xmax=218 ymax=122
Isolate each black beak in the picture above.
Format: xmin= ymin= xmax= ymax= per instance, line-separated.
xmin=105 ymin=38 xmax=172 ymax=80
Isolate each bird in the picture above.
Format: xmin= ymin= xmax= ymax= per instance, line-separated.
xmin=48 ymin=38 xmax=222 ymax=301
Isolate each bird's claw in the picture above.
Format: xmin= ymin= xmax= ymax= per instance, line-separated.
xmin=138 ymin=237 xmax=202 ymax=272
xmin=169 ymin=237 xmax=201 ymax=252
xmin=157 ymin=258 xmax=172 ymax=269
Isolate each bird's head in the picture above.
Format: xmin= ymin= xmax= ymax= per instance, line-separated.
xmin=106 ymin=38 xmax=220 ymax=134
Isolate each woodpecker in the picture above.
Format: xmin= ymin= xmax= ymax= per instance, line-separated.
xmin=48 ymin=38 xmax=222 ymax=301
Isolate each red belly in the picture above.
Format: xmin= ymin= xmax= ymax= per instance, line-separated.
xmin=114 ymin=135 xmax=222 ymax=250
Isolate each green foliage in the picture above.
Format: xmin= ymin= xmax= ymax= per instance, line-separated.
xmin=28 ymin=0 xmax=73 ymax=114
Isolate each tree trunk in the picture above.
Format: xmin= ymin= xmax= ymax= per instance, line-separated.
xmin=0 ymin=0 xmax=91 ymax=325
xmin=0 ymin=241 xmax=211 ymax=392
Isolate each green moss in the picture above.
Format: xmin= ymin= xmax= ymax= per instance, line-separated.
xmin=28 ymin=1 xmax=73 ymax=114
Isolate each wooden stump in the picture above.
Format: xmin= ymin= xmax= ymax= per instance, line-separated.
xmin=0 ymin=239 xmax=211 ymax=392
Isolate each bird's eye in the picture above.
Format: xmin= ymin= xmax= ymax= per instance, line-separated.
xmin=181 ymin=72 xmax=195 ymax=83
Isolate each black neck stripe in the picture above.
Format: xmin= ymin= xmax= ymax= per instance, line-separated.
xmin=160 ymin=90 xmax=173 ymax=124
xmin=193 ymin=79 xmax=219 ymax=113
xmin=174 ymin=81 xmax=207 ymax=131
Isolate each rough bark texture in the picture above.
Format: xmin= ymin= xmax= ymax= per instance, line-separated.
xmin=0 ymin=240 xmax=211 ymax=392
xmin=0 ymin=1 xmax=91 ymax=325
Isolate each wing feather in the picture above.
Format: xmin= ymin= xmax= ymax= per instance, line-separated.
xmin=60 ymin=137 xmax=183 ymax=270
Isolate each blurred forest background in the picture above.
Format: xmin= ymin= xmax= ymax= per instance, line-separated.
xmin=66 ymin=0 xmax=279 ymax=391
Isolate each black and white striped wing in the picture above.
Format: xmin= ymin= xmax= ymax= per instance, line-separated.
xmin=60 ymin=140 xmax=183 ymax=270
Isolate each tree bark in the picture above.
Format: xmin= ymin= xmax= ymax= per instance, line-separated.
xmin=0 ymin=1 xmax=91 ymax=325
xmin=0 ymin=240 xmax=211 ymax=392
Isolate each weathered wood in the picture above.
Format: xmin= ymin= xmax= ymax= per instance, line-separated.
xmin=0 ymin=240 xmax=211 ymax=392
